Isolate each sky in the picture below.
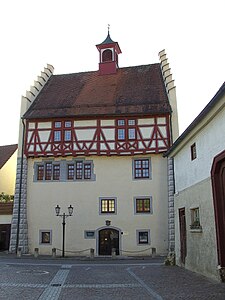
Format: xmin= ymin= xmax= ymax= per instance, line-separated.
xmin=0 ymin=0 xmax=224 ymax=146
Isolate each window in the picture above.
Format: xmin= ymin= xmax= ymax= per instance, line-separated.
xmin=191 ymin=143 xmax=197 ymax=160
xmin=128 ymin=128 xmax=135 ymax=139
xmin=118 ymin=119 xmax=125 ymax=126
xmin=118 ymin=128 xmax=125 ymax=140
xmin=137 ymin=230 xmax=150 ymax=245
xmin=76 ymin=161 xmax=83 ymax=179
xmin=45 ymin=163 xmax=52 ymax=180
xmin=190 ymin=207 xmax=202 ymax=230
xmin=84 ymin=163 xmax=91 ymax=179
xmin=35 ymin=159 xmax=95 ymax=182
xmin=65 ymin=121 xmax=72 ymax=128
xmin=39 ymin=230 xmax=52 ymax=245
xmin=135 ymin=197 xmax=152 ymax=213
xmin=37 ymin=165 xmax=44 ymax=181
xmin=100 ymin=198 xmax=116 ymax=214
xmin=67 ymin=164 xmax=75 ymax=180
xmin=75 ymin=161 xmax=92 ymax=180
xmin=84 ymin=231 xmax=95 ymax=239
xmin=36 ymin=162 xmax=60 ymax=181
xmin=54 ymin=121 xmax=61 ymax=128
xmin=53 ymin=120 xmax=73 ymax=142
xmin=133 ymin=158 xmax=150 ymax=179
xmin=64 ymin=130 xmax=72 ymax=141
xmin=54 ymin=130 xmax=61 ymax=142
xmin=117 ymin=119 xmax=136 ymax=141
xmin=53 ymin=164 xmax=60 ymax=180
xmin=102 ymin=49 xmax=112 ymax=62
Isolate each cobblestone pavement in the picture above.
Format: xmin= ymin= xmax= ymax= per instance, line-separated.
xmin=0 ymin=256 xmax=225 ymax=299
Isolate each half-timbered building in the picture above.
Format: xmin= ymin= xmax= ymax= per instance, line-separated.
xmin=9 ymin=32 xmax=179 ymax=256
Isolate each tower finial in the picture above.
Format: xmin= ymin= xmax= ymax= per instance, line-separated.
xmin=108 ymin=24 xmax=110 ymax=34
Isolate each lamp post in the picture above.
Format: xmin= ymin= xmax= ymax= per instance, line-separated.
xmin=55 ymin=204 xmax=73 ymax=257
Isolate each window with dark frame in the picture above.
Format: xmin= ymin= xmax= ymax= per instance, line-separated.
xmin=40 ymin=231 xmax=51 ymax=244
xmin=84 ymin=163 xmax=91 ymax=179
xmin=117 ymin=119 xmax=136 ymax=141
xmin=65 ymin=121 xmax=72 ymax=128
xmin=35 ymin=160 xmax=94 ymax=182
xmin=37 ymin=165 xmax=44 ymax=181
xmin=76 ymin=161 xmax=83 ymax=179
xmin=54 ymin=121 xmax=61 ymax=128
xmin=64 ymin=130 xmax=72 ymax=141
xmin=53 ymin=164 xmax=60 ymax=180
xmin=191 ymin=143 xmax=197 ymax=160
xmin=45 ymin=163 xmax=52 ymax=180
xmin=134 ymin=159 xmax=150 ymax=179
xmin=67 ymin=164 xmax=75 ymax=180
xmin=100 ymin=199 xmax=115 ymax=214
xmin=54 ymin=130 xmax=61 ymax=142
xmin=190 ymin=207 xmax=202 ymax=230
xmin=138 ymin=231 xmax=149 ymax=244
xmin=84 ymin=231 xmax=95 ymax=239
xmin=53 ymin=120 xmax=73 ymax=143
xmin=136 ymin=198 xmax=151 ymax=213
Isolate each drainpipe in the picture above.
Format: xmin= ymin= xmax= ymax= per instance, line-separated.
xmin=15 ymin=118 xmax=26 ymax=254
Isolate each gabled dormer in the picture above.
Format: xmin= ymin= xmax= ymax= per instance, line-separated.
xmin=96 ymin=30 xmax=122 ymax=75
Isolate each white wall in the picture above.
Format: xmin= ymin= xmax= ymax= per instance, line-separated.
xmin=174 ymin=104 xmax=225 ymax=192
xmin=26 ymin=154 xmax=169 ymax=256
xmin=174 ymin=178 xmax=219 ymax=280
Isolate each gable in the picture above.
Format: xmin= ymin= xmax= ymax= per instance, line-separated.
xmin=0 ymin=144 xmax=18 ymax=169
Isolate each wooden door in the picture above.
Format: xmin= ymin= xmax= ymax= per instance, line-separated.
xmin=179 ymin=208 xmax=187 ymax=265
xmin=99 ymin=229 xmax=119 ymax=255
xmin=211 ymin=155 xmax=225 ymax=269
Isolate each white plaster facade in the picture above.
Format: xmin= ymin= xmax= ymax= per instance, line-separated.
xmin=167 ymin=83 xmax=225 ymax=281
xmin=27 ymin=154 xmax=169 ymax=256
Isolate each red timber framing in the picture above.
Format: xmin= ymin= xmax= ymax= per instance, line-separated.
xmin=24 ymin=115 xmax=171 ymax=157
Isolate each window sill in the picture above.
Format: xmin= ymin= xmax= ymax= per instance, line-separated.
xmin=190 ymin=228 xmax=203 ymax=233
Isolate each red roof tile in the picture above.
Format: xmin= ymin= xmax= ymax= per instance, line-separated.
xmin=0 ymin=144 xmax=17 ymax=169
xmin=24 ymin=64 xmax=171 ymax=119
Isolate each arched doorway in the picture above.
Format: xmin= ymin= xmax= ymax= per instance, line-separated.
xmin=211 ymin=149 xmax=225 ymax=281
xmin=98 ymin=228 xmax=119 ymax=255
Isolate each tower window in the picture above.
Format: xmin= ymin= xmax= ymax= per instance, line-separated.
xmin=102 ymin=49 xmax=112 ymax=62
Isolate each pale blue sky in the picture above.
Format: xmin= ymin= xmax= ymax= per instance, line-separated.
xmin=0 ymin=0 xmax=224 ymax=145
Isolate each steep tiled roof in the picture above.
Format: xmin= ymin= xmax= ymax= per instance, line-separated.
xmin=24 ymin=63 xmax=171 ymax=119
xmin=0 ymin=144 xmax=17 ymax=169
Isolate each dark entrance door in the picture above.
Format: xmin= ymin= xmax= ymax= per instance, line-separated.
xmin=211 ymin=151 xmax=225 ymax=276
xmin=99 ymin=229 xmax=119 ymax=255
xmin=179 ymin=208 xmax=187 ymax=265
xmin=0 ymin=224 xmax=11 ymax=251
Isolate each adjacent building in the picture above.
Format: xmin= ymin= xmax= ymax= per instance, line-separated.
xmin=0 ymin=144 xmax=17 ymax=251
xmin=166 ymin=82 xmax=225 ymax=281
xmin=9 ymin=32 xmax=179 ymax=257
xmin=0 ymin=144 xmax=17 ymax=195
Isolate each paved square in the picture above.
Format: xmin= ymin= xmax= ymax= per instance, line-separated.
xmin=0 ymin=257 xmax=225 ymax=299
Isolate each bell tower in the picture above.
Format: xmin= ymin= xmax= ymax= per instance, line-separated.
xmin=96 ymin=27 xmax=122 ymax=75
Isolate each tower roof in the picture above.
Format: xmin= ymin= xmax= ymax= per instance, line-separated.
xmin=98 ymin=32 xmax=116 ymax=45
xmin=96 ymin=31 xmax=122 ymax=54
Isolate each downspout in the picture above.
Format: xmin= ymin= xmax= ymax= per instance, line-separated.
xmin=16 ymin=118 xmax=26 ymax=254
